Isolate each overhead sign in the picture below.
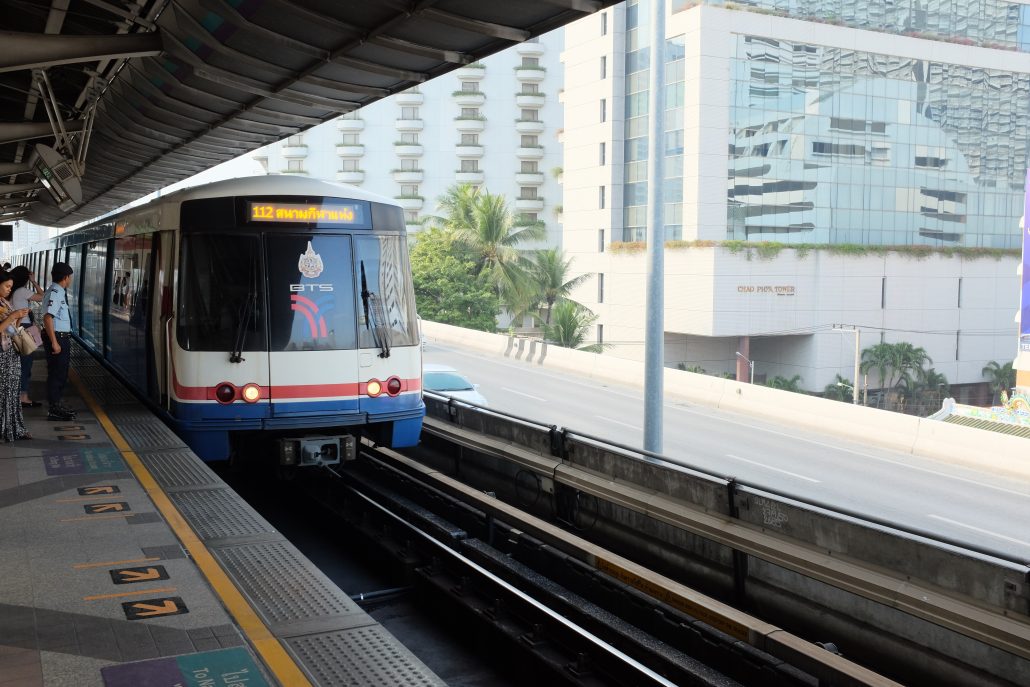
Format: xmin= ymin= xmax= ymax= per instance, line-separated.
xmin=247 ymin=200 xmax=366 ymax=226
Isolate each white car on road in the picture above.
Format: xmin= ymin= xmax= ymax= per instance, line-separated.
xmin=423 ymin=364 xmax=488 ymax=406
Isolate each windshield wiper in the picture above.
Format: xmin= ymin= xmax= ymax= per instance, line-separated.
xmin=230 ymin=271 xmax=257 ymax=363
xmin=360 ymin=261 xmax=391 ymax=358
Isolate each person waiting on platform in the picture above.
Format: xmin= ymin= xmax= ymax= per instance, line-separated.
xmin=10 ymin=266 xmax=44 ymax=408
xmin=0 ymin=270 xmax=33 ymax=441
xmin=43 ymin=262 xmax=76 ymax=421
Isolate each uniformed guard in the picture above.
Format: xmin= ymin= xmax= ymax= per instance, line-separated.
xmin=43 ymin=262 xmax=75 ymax=421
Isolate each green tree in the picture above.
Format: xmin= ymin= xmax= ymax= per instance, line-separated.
xmin=765 ymin=374 xmax=803 ymax=393
xmin=981 ymin=360 xmax=1015 ymax=405
xmin=427 ymin=183 xmax=481 ymax=234
xmin=823 ymin=374 xmax=852 ymax=401
xmin=409 ymin=227 xmax=498 ymax=332
xmin=860 ymin=342 xmax=899 ymax=397
xmin=530 ymin=248 xmax=589 ymax=324
xmin=543 ymin=300 xmax=605 ymax=352
xmin=893 ymin=342 xmax=933 ymax=388
xmin=899 ymin=367 xmax=949 ymax=415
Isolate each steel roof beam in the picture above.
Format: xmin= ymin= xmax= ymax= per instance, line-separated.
xmin=0 ymin=31 xmax=163 ymax=73
xmin=0 ymin=162 xmax=32 ymax=176
xmin=419 ymin=9 xmax=530 ymax=43
xmin=0 ymin=182 xmax=42 ymax=196
xmin=0 ymin=120 xmax=84 ymax=145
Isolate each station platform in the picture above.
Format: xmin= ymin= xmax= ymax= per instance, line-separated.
xmin=0 ymin=346 xmax=444 ymax=687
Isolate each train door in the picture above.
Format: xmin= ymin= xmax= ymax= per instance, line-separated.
xmin=264 ymin=234 xmax=360 ymax=417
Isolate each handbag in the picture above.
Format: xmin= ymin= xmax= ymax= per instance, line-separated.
xmin=11 ymin=326 xmax=38 ymax=356
xmin=24 ymin=324 xmax=43 ymax=347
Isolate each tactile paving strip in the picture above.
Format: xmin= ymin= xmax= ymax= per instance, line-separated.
xmin=286 ymin=627 xmax=445 ymax=687
xmin=213 ymin=541 xmax=361 ymax=624
xmin=139 ymin=450 xmax=222 ymax=490
xmin=168 ymin=488 xmax=276 ymax=540
xmin=85 ymin=383 xmax=138 ymax=405
xmin=117 ymin=421 xmax=187 ymax=451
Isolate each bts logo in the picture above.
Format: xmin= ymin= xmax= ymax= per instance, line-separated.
xmin=289 ymin=283 xmax=334 ymax=292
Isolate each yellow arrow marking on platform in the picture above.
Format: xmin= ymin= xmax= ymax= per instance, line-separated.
xmin=131 ymin=600 xmax=181 ymax=617
xmin=117 ymin=568 xmax=162 ymax=583
xmin=87 ymin=502 xmax=126 ymax=513
xmin=82 ymin=486 xmax=116 ymax=495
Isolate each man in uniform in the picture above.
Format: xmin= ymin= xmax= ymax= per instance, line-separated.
xmin=43 ymin=262 xmax=75 ymax=421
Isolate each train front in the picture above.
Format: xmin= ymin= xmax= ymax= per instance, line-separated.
xmin=171 ymin=188 xmax=424 ymax=464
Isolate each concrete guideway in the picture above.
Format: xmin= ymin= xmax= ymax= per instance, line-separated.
xmin=0 ymin=348 xmax=443 ymax=686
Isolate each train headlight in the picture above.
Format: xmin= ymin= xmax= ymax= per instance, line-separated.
xmin=215 ymin=383 xmax=236 ymax=404
xmin=366 ymin=379 xmax=382 ymax=397
xmin=386 ymin=376 xmax=402 ymax=396
xmin=241 ymin=384 xmax=261 ymax=403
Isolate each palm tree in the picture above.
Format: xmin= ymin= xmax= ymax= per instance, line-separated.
xmin=429 ymin=182 xmax=481 ymax=234
xmin=981 ymin=360 xmax=1015 ymax=405
xmin=823 ymin=374 xmax=852 ymax=401
xmin=900 ymin=367 xmax=949 ymax=416
xmin=860 ymin=342 xmax=897 ymax=404
xmin=531 ymin=248 xmax=590 ymax=324
xmin=894 ymin=342 xmax=933 ymax=388
xmin=543 ymin=300 xmax=605 ymax=352
xmin=765 ymin=375 xmax=803 ymax=393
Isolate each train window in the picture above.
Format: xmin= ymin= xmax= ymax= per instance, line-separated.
xmin=67 ymin=245 xmax=83 ymax=333
xmin=266 ymin=235 xmax=357 ymax=351
xmin=177 ymin=234 xmax=266 ymax=352
xmin=80 ymin=242 xmax=107 ymax=350
xmin=354 ymin=236 xmax=419 ymax=350
xmin=109 ymin=235 xmax=152 ymax=386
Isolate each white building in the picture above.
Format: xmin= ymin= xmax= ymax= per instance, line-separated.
xmin=562 ymin=1 xmax=1026 ymax=403
xmin=252 ymin=34 xmax=565 ymax=248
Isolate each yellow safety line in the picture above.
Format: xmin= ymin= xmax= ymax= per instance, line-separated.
xmin=60 ymin=513 xmax=134 ymax=522
xmin=84 ymin=586 xmax=177 ymax=601
xmin=74 ymin=557 xmax=160 ymax=569
xmin=71 ymin=370 xmax=313 ymax=687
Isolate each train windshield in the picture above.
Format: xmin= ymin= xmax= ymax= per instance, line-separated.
xmin=354 ymin=235 xmax=419 ymax=351
xmin=266 ymin=235 xmax=358 ymax=351
xmin=177 ymin=234 xmax=266 ymax=352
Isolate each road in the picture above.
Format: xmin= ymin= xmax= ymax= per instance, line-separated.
xmin=423 ymin=342 xmax=1030 ymax=563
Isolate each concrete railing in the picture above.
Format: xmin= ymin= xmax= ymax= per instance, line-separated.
xmin=422 ymin=320 xmax=1030 ymax=480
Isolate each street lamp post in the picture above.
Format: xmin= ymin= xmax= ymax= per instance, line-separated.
xmin=735 ymin=351 xmax=754 ymax=384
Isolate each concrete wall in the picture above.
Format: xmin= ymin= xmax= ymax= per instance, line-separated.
xmin=422 ymin=319 xmax=1030 ymax=480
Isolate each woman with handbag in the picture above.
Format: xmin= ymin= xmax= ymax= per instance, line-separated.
xmin=0 ymin=270 xmax=32 ymax=441
xmin=10 ymin=266 xmax=44 ymax=408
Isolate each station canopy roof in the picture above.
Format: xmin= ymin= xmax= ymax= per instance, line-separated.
xmin=0 ymin=0 xmax=616 ymax=227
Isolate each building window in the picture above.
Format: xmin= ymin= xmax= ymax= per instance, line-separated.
xmin=460 ymin=81 xmax=479 ymax=92
xmin=460 ymin=107 xmax=480 ymax=118
xmin=599 ymin=186 xmax=606 ymax=209
xmin=461 ymin=133 xmax=479 ymax=145
xmin=599 ymin=142 xmax=606 ymax=166
xmin=286 ymin=135 xmax=303 ymax=146
xmin=521 ymin=56 xmax=540 ymax=68
xmin=341 ymin=133 xmax=359 ymax=145
xmin=521 ymin=160 xmax=538 ymax=173
xmin=340 ymin=159 xmax=359 ymax=171
xmin=598 ymin=229 xmax=605 ymax=252
xmin=401 ymin=132 xmax=419 ymax=144
xmin=401 ymin=158 xmax=418 ymax=171
xmin=597 ymin=273 xmax=604 ymax=303
xmin=401 ymin=184 xmax=419 ymax=196
xmin=600 ymin=56 xmax=607 ymax=79
xmin=519 ymin=213 xmax=538 ymax=224
xmin=405 ymin=211 xmax=419 ymax=224
xmin=597 ymin=323 xmax=604 ymax=345
xmin=401 ymin=106 xmax=419 ymax=120
xmin=287 ymin=159 xmax=304 ymax=172
xmin=520 ymin=187 xmax=538 ymax=199
xmin=521 ymin=135 xmax=539 ymax=147
xmin=522 ymin=83 xmax=539 ymax=94
xmin=520 ymin=109 xmax=539 ymax=121
xmin=460 ymin=159 xmax=479 ymax=172
xmin=601 ymin=12 xmax=607 ymax=36
xmin=600 ymin=99 xmax=607 ymax=123
xmin=341 ymin=110 xmax=359 ymax=120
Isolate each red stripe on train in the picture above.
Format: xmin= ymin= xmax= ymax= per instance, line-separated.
xmin=172 ymin=374 xmax=421 ymax=401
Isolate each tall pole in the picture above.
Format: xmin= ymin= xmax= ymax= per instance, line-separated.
xmin=643 ymin=0 xmax=667 ymax=454
xmin=852 ymin=328 xmax=861 ymax=404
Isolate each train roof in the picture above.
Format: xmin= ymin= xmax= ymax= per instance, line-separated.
xmin=160 ymin=174 xmax=396 ymax=207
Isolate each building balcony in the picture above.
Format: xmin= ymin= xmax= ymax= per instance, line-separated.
xmin=516 ymin=42 xmax=545 ymax=57
xmin=394 ymin=144 xmax=424 ymax=157
xmin=514 ymin=197 xmax=544 ymax=211
xmin=453 ymin=91 xmax=486 ymax=107
xmin=395 ymin=90 xmax=424 ymax=105
xmin=454 ymin=117 xmax=486 ymax=132
xmin=391 ymin=169 xmax=424 ymax=183
xmin=515 ymin=145 xmax=545 ymax=159
xmin=280 ymin=169 xmax=308 ymax=175
xmin=406 ymin=222 xmax=423 ymax=234
xmin=515 ymin=172 xmax=544 ymax=185
xmin=395 ymin=196 xmax=424 ymax=211
xmin=281 ymin=145 xmax=308 ymax=157
xmin=453 ymin=64 xmax=486 ymax=80
xmin=336 ymin=170 xmax=364 ymax=184
xmin=515 ymin=119 xmax=545 ymax=134
xmin=455 ymin=144 xmax=485 ymax=158
xmin=336 ymin=118 xmax=365 ymax=131
xmin=335 ymin=144 xmax=364 ymax=157
xmin=395 ymin=118 xmax=424 ymax=131
xmin=514 ymin=66 xmax=546 ymax=82
xmin=515 ymin=93 xmax=546 ymax=108
xmin=455 ymin=170 xmax=484 ymax=184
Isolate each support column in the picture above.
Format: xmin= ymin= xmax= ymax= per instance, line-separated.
xmin=736 ymin=336 xmax=751 ymax=383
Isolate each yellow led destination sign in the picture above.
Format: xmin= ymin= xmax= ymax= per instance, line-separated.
xmin=247 ymin=201 xmax=365 ymax=225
